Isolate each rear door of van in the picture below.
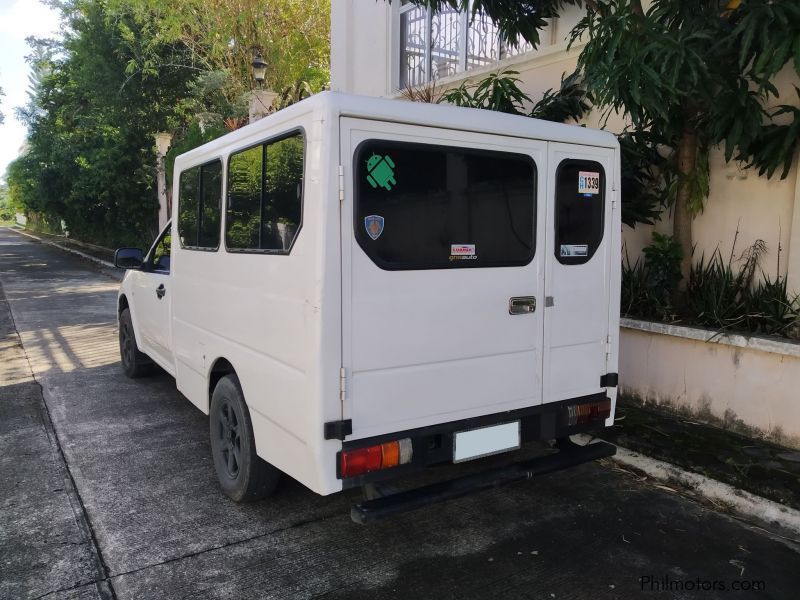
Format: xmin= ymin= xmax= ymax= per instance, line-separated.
xmin=340 ymin=118 xmax=547 ymax=440
xmin=543 ymin=144 xmax=616 ymax=406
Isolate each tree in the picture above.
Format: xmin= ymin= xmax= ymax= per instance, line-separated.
xmin=404 ymin=0 xmax=800 ymax=289
xmin=0 ymin=82 xmax=5 ymax=124
xmin=8 ymin=0 xmax=196 ymax=245
xmin=7 ymin=0 xmax=330 ymax=247
xmin=107 ymin=0 xmax=330 ymax=118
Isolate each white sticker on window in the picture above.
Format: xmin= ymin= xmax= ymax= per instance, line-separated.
xmin=578 ymin=171 xmax=600 ymax=195
xmin=451 ymin=244 xmax=475 ymax=256
xmin=561 ymin=244 xmax=588 ymax=257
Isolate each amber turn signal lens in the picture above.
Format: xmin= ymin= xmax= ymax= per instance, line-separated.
xmin=339 ymin=438 xmax=413 ymax=478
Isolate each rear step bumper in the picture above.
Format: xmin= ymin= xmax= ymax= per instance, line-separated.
xmin=351 ymin=439 xmax=616 ymax=524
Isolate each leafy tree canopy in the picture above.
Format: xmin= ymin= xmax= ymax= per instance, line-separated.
xmin=6 ymin=0 xmax=330 ymax=247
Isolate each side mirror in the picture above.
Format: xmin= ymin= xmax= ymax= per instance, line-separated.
xmin=114 ymin=247 xmax=144 ymax=269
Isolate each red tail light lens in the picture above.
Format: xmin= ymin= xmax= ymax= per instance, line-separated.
xmin=340 ymin=438 xmax=413 ymax=478
xmin=567 ymin=399 xmax=612 ymax=426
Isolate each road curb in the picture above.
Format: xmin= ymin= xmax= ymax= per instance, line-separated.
xmin=11 ymin=227 xmax=116 ymax=269
xmin=576 ymin=434 xmax=800 ymax=536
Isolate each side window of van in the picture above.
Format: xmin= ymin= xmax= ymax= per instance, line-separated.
xmin=554 ymin=160 xmax=605 ymax=265
xmin=226 ymin=130 xmax=304 ymax=253
xmin=355 ymin=140 xmax=536 ymax=270
xmin=178 ymin=160 xmax=222 ymax=250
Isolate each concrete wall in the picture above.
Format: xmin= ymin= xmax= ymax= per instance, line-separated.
xmin=620 ymin=320 xmax=800 ymax=449
xmin=330 ymin=2 xmax=800 ymax=291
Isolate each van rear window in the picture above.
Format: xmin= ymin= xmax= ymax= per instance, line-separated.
xmin=554 ymin=159 xmax=605 ymax=265
xmin=354 ymin=141 xmax=536 ymax=270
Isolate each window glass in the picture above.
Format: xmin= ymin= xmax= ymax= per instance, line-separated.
xmin=399 ymin=5 xmax=427 ymax=88
xmin=177 ymin=160 xmax=222 ymax=249
xmin=199 ymin=162 xmax=222 ymax=248
xmin=151 ymin=230 xmax=171 ymax=273
xmin=355 ymin=140 xmax=535 ymax=270
xmin=226 ymin=131 xmax=304 ymax=252
xmin=264 ymin=135 xmax=303 ymax=251
xmin=554 ymin=160 xmax=605 ymax=265
xmin=226 ymin=145 xmax=262 ymax=249
xmin=397 ymin=1 xmax=538 ymax=88
xmin=430 ymin=7 xmax=462 ymax=80
xmin=178 ymin=166 xmax=199 ymax=247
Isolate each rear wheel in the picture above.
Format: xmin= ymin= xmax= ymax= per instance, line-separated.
xmin=210 ymin=374 xmax=280 ymax=501
xmin=119 ymin=308 xmax=153 ymax=378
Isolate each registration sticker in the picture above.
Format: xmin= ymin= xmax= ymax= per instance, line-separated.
xmin=561 ymin=244 xmax=588 ymax=257
xmin=450 ymin=244 xmax=475 ymax=256
xmin=450 ymin=244 xmax=477 ymax=262
xmin=578 ymin=171 xmax=601 ymax=195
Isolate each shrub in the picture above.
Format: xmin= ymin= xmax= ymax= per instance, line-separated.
xmin=622 ymin=233 xmax=682 ymax=322
xmin=625 ymin=232 xmax=800 ymax=340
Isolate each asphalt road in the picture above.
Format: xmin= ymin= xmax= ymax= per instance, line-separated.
xmin=1 ymin=226 xmax=799 ymax=600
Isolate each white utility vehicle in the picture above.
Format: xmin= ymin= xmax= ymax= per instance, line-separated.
xmin=115 ymin=92 xmax=619 ymax=523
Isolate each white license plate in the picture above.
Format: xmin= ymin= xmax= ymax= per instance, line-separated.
xmin=453 ymin=421 xmax=521 ymax=463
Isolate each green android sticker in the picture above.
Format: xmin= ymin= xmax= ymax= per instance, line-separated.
xmin=366 ymin=154 xmax=397 ymax=191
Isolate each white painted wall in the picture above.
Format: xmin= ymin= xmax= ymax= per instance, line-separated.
xmin=620 ymin=323 xmax=800 ymax=449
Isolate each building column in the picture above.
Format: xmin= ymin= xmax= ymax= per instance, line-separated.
xmin=249 ymin=90 xmax=278 ymax=123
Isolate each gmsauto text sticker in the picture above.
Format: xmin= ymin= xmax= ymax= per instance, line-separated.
xmin=578 ymin=171 xmax=601 ymax=195
xmin=450 ymin=244 xmax=478 ymax=261
xmin=561 ymin=244 xmax=588 ymax=257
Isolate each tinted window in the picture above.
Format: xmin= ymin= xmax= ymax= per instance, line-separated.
xmin=150 ymin=230 xmax=171 ymax=273
xmin=178 ymin=166 xmax=199 ymax=247
xmin=226 ymin=145 xmax=262 ymax=249
xmin=199 ymin=162 xmax=222 ymax=248
xmin=554 ymin=160 xmax=605 ymax=265
xmin=355 ymin=141 xmax=535 ymax=270
xmin=226 ymin=131 xmax=304 ymax=252
xmin=178 ymin=160 xmax=222 ymax=249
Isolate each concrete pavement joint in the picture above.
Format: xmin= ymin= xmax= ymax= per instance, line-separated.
xmin=31 ymin=580 xmax=116 ymax=600
xmin=0 ymin=280 xmax=118 ymax=600
xmin=109 ymin=507 xmax=345 ymax=580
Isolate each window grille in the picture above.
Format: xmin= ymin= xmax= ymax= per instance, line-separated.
xmin=398 ymin=1 xmax=538 ymax=89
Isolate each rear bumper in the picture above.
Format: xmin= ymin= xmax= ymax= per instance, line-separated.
xmin=339 ymin=392 xmax=612 ymax=489
xmin=352 ymin=438 xmax=616 ymax=524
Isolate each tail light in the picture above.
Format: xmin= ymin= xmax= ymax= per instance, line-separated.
xmin=340 ymin=438 xmax=413 ymax=478
xmin=567 ymin=399 xmax=611 ymax=426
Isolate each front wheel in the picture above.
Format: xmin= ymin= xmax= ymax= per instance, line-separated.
xmin=210 ymin=374 xmax=280 ymax=502
xmin=119 ymin=308 xmax=153 ymax=378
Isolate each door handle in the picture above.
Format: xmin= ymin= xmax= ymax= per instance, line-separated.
xmin=509 ymin=296 xmax=536 ymax=315
xmin=156 ymin=284 xmax=166 ymax=299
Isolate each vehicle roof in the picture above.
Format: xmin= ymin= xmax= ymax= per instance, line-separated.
xmin=176 ymin=91 xmax=618 ymax=167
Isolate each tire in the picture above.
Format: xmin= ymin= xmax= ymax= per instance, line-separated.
xmin=209 ymin=374 xmax=280 ymax=502
xmin=118 ymin=308 xmax=153 ymax=378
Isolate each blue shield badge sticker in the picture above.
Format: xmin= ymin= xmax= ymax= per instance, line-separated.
xmin=364 ymin=215 xmax=384 ymax=240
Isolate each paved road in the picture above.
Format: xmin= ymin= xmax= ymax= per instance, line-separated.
xmin=1 ymin=226 xmax=799 ymax=600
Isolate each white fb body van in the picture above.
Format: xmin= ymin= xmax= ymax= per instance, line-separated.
xmin=115 ymin=92 xmax=620 ymax=523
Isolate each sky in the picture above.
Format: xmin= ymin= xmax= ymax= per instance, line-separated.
xmin=0 ymin=0 xmax=61 ymax=183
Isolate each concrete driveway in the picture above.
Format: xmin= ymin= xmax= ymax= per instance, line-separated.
xmin=1 ymin=226 xmax=799 ymax=600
